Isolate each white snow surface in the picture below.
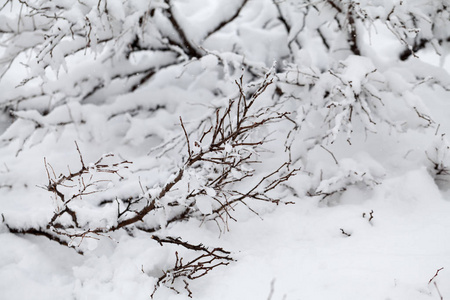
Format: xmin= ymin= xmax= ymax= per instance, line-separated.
xmin=1 ymin=164 xmax=450 ymax=300
xmin=1 ymin=0 xmax=450 ymax=299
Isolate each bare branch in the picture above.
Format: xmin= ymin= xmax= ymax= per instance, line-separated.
xmin=428 ymin=267 xmax=444 ymax=284
xmin=204 ymin=0 xmax=249 ymax=40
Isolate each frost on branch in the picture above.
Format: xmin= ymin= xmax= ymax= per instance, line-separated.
xmin=278 ymin=56 xmax=435 ymax=154
xmin=274 ymin=0 xmax=450 ymax=61
xmin=312 ymin=156 xmax=385 ymax=205
xmin=44 ymin=143 xmax=132 ymax=241
xmin=150 ymin=236 xmax=233 ymax=298
xmin=1 ymin=0 xmax=450 ymax=298
xmin=2 ymin=71 xmax=299 ymax=294
xmin=3 ymin=72 xmax=297 ymax=253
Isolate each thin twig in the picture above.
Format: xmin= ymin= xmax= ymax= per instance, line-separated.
xmin=429 ymin=267 xmax=444 ymax=284
xmin=320 ymin=145 xmax=338 ymax=165
xmin=180 ymin=117 xmax=191 ymax=158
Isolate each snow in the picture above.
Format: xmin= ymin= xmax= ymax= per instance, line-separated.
xmin=166 ymin=169 xmax=450 ymax=300
xmin=1 ymin=0 xmax=450 ymax=299
xmin=195 ymin=195 xmax=213 ymax=215
xmin=2 ymin=155 xmax=450 ymax=299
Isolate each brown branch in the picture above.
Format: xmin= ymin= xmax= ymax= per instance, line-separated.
xmin=180 ymin=117 xmax=192 ymax=159
xmin=326 ymin=0 xmax=342 ymax=13
xmin=151 ymin=246 xmax=233 ymax=298
xmin=340 ymin=228 xmax=351 ymax=237
xmin=111 ymin=168 xmax=184 ymax=231
xmin=320 ymin=145 xmax=339 ymax=165
xmin=273 ymin=0 xmax=291 ymax=34
xmin=164 ymin=0 xmax=202 ymax=58
xmin=428 ymin=267 xmax=444 ymax=284
xmin=13 ymin=75 xmax=295 ymax=272
xmin=434 ymin=282 xmax=443 ymax=300
xmin=204 ymin=0 xmax=249 ymax=40
xmin=212 ymin=162 xmax=296 ymax=215
xmin=151 ymin=235 xmax=232 ymax=259
xmin=413 ymin=106 xmax=434 ymax=127
xmin=346 ymin=3 xmax=360 ymax=56
xmin=5 ymin=223 xmax=82 ymax=254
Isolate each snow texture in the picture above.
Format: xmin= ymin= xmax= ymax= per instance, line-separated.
xmin=1 ymin=0 xmax=450 ymax=299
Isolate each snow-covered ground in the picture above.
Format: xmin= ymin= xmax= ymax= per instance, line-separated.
xmin=2 ymin=109 xmax=450 ymax=299
xmin=1 ymin=162 xmax=450 ymax=300
xmin=1 ymin=1 xmax=450 ymax=299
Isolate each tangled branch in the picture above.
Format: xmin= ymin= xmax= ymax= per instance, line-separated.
xmin=150 ymin=235 xmax=233 ymax=298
